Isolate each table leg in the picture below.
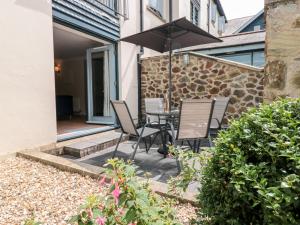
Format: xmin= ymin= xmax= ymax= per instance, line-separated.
xmin=158 ymin=123 xmax=168 ymax=157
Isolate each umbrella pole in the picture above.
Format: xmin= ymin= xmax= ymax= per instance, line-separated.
xmin=168 ymin=40 xmax=172 ymax=112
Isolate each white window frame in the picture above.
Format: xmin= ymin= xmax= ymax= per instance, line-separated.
xmin=218 ymin=16 xmax=225 ymax=33
xmin=149 ymin=0 xmax=164 ymax=18
xmin=191 ymin=0 xmax=200 ymax=26
xmin=211 ymin=2 xmax=217 ymax=23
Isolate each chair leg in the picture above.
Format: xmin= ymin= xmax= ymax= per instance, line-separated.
xmin=187 ymin=140 xmax=193 ymax=149
xmin=197 ymin=139 xmax=201 ymax=153
xmin=147 ymin=133 xmax=159 ymax=153
xmin=193 ymin=140 xmax=198 ymax=153
xmin=208 ymin=132 xmax=213 ymax=147
xmin=112 ymin=132 xmax=123 ymax=158
xmin=144 ymin=138 xmax=148 ymax=153
xmin=131 ymin=135 xmax=143 ymax=160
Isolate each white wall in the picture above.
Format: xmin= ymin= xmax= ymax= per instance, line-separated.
xmin=119 ymin=0 xmax=168 ymax=119
xmin=0 ymin=0 xmax=56 ymax=155
xmin=119 ymin=0 xmax=225 ymax=119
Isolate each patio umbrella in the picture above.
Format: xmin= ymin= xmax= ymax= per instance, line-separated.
xmin=120 ymin=17 xmax=222 ymax=111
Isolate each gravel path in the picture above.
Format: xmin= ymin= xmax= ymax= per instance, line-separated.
xmin=0 ymin=157 xmax=196 ymax=225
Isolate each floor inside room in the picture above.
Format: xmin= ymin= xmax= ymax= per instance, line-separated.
xmin=57 ymin=116 xmax=106 ymax=135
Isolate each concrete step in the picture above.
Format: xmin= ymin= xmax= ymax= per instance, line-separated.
xmin=63 ymin=130 xmax=128 ymax=158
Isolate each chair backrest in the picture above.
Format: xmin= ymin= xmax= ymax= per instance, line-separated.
xmin=111 ymin=100 xmax=138 ymax=136
xmin=145 ymin=98 xmax=164 ymax=123
xmin=177 ymin=99 xmax=215 ymax=140
xmin=210 ymin=97 xmax=230 ymax=129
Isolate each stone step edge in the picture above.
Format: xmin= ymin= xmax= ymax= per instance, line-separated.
xmin=63 ymin=134 xmax=129 ymax=158
xmin=17 ymin=150 xmax=197 ymax=205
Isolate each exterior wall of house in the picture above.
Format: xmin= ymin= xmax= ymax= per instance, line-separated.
xmin=118 ymin=0 xmax=170 ymax=120
xmin=175 ymin=0 xmax=224 ymax=36
xmin=119 ymin=0 xmax=226 ymax=119
xmin=208 ymin=0 xmax=224 ymax=36
xmin=141 ymin=53 xmax=264 ymax=122
xmin=0 ymin=0 xmax=57 ymax=155
xmin=264 ymin=0 xmax=300 ymax=101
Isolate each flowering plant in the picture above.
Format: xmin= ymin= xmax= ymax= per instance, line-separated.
xmin=70 ymin=158 xmax=180 ymax=225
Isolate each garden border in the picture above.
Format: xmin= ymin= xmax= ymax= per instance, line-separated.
xmin=16 ymin=149 xmax=198 ymax=205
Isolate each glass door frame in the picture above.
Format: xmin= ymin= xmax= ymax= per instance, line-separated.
xmin=86 ymin=45 xmax=116 ymax=125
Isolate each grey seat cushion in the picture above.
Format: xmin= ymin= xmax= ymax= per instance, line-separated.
xmin=137 ymin=127 xmax=160 ymax=138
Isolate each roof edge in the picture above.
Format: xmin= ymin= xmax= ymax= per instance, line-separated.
xmin=140 ymin=52 xmax=265 ymax=72
xmin=189 ymin=52 xmax=264 ymax=71
xmin=234 ymin=9 xmax=264 ymax=34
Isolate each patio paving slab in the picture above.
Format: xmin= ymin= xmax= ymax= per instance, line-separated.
xmin=77 ymin=141 xmax=200 ymax=192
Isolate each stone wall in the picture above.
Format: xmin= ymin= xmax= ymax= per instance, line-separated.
xmin=141 ymin=53 xmax=264 ymax=122
xmin=264 ymin=0 xmax=300 ymax=100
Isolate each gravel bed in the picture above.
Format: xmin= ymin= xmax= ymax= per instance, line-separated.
xmin=0 ymin=157 xmax=196 ymax=225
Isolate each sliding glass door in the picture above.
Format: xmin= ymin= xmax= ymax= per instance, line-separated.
xmin=86 ymin=45 xmax=116 ymax=124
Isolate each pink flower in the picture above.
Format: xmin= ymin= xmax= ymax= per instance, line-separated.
xmin=96 ymin=217 xmax=106 ymax=225
xmin=112 ymin=182 xmax=121 ymax=205
xmin=99 ymin=175 xmax=106 ymax=191
xmin=128 ymin=223 xmax=137 ymax=225
xmin=87 ymin=208 xmax=93 ymax=219
xmin=99 ymin=175 xmax=106 ymax=185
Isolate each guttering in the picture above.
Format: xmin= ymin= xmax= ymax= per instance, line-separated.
xmin=137 ymin=0 xmax=144 ymax=124
xmin=207 ymin=0 xmax=210 ymax=33
xmin=169 ymin=0 xmax=172 ymax=22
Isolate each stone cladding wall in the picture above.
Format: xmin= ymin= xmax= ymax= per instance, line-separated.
xmin=141 ymin=53 xmax=264 ymax=123
xmin=264 ymin=0 xmax=300 ymax=100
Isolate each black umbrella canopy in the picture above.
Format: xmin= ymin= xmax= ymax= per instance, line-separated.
xmin=120 ymin=17 xmax=222 ymax=53
xmin=121 ymin=17 xmax=222 ymax=112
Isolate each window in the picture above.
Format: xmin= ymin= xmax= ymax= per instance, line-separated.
xmin=218 ymin=16 xmax=225 ymax=34
xmin=219 ymin=53 xmax=252 ymax=65
xmin=149 ymin=0 xmax=164 ymax=18
xmin=217 ymin=51 xmax=265 ymax=67
xmin=253 ymin=51 xmax=265 ymax=67
xmin=254 ymin=25 xmax=261 ymax=31
xmin=211 ymin=2 xmax=217 ymax=23
xmin=191 ymin=1 xmax=200 ymax=26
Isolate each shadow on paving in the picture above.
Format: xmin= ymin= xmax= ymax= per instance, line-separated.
xmin=78 ymin=141 xmax=179 ymax=183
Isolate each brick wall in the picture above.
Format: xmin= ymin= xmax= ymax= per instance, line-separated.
xmin=141 ymin=53 xmax=264 ymax=122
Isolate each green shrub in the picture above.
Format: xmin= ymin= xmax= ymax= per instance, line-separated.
xmin=23 ymin=216 xmax=41 ymax=225
xmin=199 ymin=98 xmax=300 ymax=225
xmin=70 ymin=158 xmax=180 ymax=225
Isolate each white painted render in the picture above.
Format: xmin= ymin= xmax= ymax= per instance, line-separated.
xmin=0 ymin=0 xmax=226 ymax=155
xmin=0 ymin=0 xmax=57 ymax=155
xmin=119 ymin=0 xmax=225 ymax=118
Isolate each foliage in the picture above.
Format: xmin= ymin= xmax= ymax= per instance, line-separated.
xmin=199 ymin=98 xmax=300 ymax=225
xmin=168 ymin=146 xmax=208 ymax=195
xmin=23 ymin=216 xmax=42 ymax=225
xmin=70 ymin=158 xmax=180 ymax=225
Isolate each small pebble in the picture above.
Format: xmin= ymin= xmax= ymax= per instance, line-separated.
xmin=0 ymin=157 xmax=196 ymax=224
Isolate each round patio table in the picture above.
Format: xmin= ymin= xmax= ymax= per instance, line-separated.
xmin=146 ymin=109 xmax=179 ymax=156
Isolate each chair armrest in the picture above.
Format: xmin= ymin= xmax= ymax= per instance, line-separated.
xmin=211 ymin=118 xmax=221 ymax=128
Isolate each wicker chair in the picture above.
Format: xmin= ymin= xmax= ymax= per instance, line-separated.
xmin=210 ymin=97 xmax=230 ymax=131
xmin=111 ymin=100 xmax=160 ymax=160
xmin=169 ymin=99 xmax=215 ymax=152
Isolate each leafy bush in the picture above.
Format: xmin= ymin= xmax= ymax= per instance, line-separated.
xmin=23 ymin=216 xmax=41 ymax=225
xmin=70 ymin=158 xmax=180 ymax=225
xmin=199 ymin=98 xmax=300 ymax=225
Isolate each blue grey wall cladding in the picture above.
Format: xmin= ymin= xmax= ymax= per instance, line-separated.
xmin=53 ymin=0 xmax=120 ymax=42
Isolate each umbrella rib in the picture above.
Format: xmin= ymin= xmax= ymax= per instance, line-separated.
xmin=172 ymin=30 xmax=190 ymax=39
